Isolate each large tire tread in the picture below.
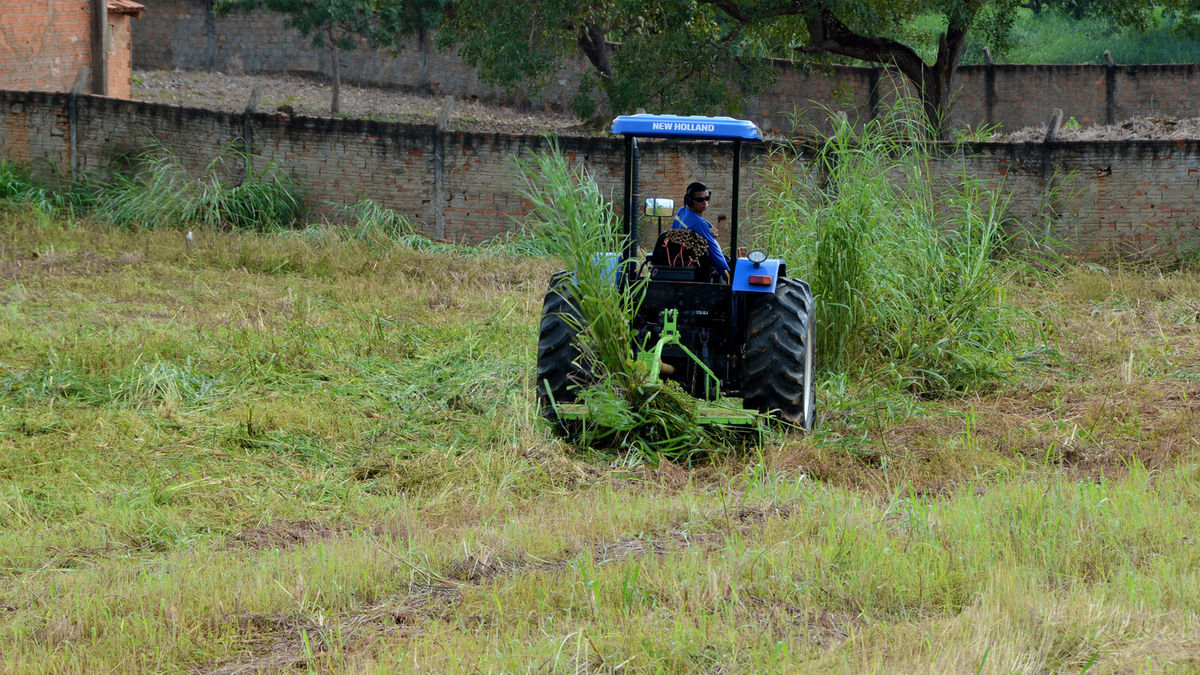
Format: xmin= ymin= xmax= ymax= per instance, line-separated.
xmin=535 ymin=271 xmax=588 ymax=418
xmin=743 ymin=278 xmax=815 ymax=429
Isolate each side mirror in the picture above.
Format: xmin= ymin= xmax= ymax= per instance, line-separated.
xmin=644 ymin=198 xmax=675 ymax=218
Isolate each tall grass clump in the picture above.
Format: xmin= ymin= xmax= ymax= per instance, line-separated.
xmin=339 ymin=199 xmax=417 ymax=244
xmin=513 ymin=139 xmax=709 ymax=461
xmin=0 ymin=160 xmax=52 ymax=209
xmin=758 ymin=102 xmax=1042 ymax=397
xmin=0 ymin=160 xmax=99 ymax=215
xmin=94 ymin=145 xmax=303 ymax=231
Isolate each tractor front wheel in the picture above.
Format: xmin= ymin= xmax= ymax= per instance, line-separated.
xmin=743 ymin=278 xmax=816 ymax=430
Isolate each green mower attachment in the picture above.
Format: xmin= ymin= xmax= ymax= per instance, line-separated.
xmin=552 ymin=310 xmax=761 ymax=430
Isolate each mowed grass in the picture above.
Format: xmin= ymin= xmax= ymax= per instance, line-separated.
xmin=1 ymin=211 xmax=1199 ymax=673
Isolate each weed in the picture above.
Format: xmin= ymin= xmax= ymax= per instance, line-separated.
xmin=757 ymin=102 xmax=1047 ymax=397
xmin=512 ymin=138 xmax=712 ymax=461
xmin=96 ymin=144 xmax=303 ymax=231
xmin=1 ymin=146 xmax=303 ymax=231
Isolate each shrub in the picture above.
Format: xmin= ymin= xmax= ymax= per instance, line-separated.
xmin=757 ymin=102 xmax=1042 ymax=397
xmin=95 ymin=145 xmax=303 ymax=231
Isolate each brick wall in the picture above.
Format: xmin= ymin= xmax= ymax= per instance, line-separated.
xmin=108 ymin=14 xmax=136 ymax=99
xmin=0 ymin=0 xmax=92 ymax=92
xmin=132 ymin=1 xmax=1200 ymax=133
xmin=0 ymin=0 xmax=141 ymax=98
xmin=3 ymin=88 xmax=1198 ymax=260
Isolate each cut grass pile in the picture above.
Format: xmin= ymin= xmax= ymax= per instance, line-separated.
xmin=1 ymin=211 xmax=1199 ymax=672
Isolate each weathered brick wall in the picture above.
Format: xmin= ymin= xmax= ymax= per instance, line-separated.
xmin=0 ymin=92 xmax=73 ymax=169
xmin=1114 ymin=65 xmax=1200 ymax=123
xmin=967 ymin=141 xmax=1200 ymax=258
xmin=107 ymin=14 xmax=137 ymax=99
xmin=0 ymin=0 xmax=92 ymax=92
xmin=132 ymin=0 xmax=1200 ymax=132
xmin=3 ymin=88 xmax=1199 ymax=260
xmin=0 ymin=1 xmax=142 ymax=98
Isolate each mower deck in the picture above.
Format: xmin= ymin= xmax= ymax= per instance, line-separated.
xmin=553 ymin=402 xmax=759 ymax=427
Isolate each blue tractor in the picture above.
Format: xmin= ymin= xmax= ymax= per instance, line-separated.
xmin=536 ymin=114 xmax=816 ymax=431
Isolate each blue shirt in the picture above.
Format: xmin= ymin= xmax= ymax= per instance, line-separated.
xmin=672 ymin=206 xmax=730 ymax=277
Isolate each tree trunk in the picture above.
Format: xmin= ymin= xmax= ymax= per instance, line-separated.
xmin=924 ymin=24 xmax=967 ymax=138
xmin=577 ymin=22 xmax=613 ymax=79
xmin=327 ymin=27 xmax=342 ymax=115
xmin=799 ymin=9 xmax=970 ymax=138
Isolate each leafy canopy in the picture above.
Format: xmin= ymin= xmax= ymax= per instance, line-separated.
xmin=220 ymin=0 xmax=1200 ymax=126
xmin=440 ymin=0 xmax=1200 ymax=127
xmin=216 ymin=0 xmax=445 ymax=49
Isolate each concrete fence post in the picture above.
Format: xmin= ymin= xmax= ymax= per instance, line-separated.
xmin=1105 ymin=50 xmax=1116 ymax=125
xmin=205 ymin=0 xmax=218 ymax=70
xmin=241 ymin=85 xmax=263 ymax=182
xmin=433 ymin=95 xmax=454 ymax=240
xmin=867 ymin=67 xmax=881 ymax=122
xmin=984 ymin=47 xmax=995 ymax=126
xmin=69 ymin=67 xmax=90 ymax=175
xmin=91 ymin=0 xmax=108 ymax=95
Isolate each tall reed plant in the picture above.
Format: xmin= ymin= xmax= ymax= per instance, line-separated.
xmin=513 ymin=140 xmax=709 ymax=460
xmin=757 ymin=102 xmax=1041 ymax=397
xmin=94 ymin=144 xmax=303 ymax=231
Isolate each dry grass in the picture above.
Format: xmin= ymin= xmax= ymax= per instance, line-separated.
xmin=1 ymin=211 xmax=1198 ymax=673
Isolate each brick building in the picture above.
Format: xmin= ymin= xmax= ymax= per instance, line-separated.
xmin=0 ymin=0 xmax=144 ymax=98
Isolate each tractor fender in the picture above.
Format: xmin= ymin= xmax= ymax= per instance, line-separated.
xmin=731 ymin=258 xmax=785 ymax=293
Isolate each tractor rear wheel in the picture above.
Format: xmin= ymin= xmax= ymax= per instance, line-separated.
xmin=535 ymin=271 xmax=588 ymax=419
xmin=743 ymin=278 xmax=816 ymax=430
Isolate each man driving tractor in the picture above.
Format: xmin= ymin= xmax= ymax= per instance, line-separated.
xmin=672 ymin=181 xmax=730 ymax=282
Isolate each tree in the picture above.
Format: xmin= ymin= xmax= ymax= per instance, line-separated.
xmin=217 ymin=0 xmax=445 ymax=114
xmin=439 ymin=0 xmax=775 ymax=118
xmin=441 ymin=0 xmax=1196 ymax=134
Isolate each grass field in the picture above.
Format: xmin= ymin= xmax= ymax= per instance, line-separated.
xmin=2 ymin=210 xmax=1199 ymax=673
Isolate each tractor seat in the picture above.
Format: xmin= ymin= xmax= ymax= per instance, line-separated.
xmin=650 ymin=229 xmax=713 ymax=282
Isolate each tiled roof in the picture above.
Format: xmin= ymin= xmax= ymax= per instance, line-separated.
xmin=107 ymin=0 xmax=145 ymax=15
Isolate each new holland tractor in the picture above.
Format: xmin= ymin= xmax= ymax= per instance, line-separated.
xmin=536 ymin=114 xmax=816 ymax=432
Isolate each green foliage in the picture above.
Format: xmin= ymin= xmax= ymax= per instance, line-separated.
xmin=756 ymin=102 xmax=1044 ymax=397
xmin=0 ymin=161 xmax=54 ymax=211
xmin=963 ymin=6 xmax=1200 ymax=64
xmin=440 ymin=0 xmax=1199 ymax=130
xmin=512 ymin=139 xmax=712 ymax=460
xmin=440 ymin=0 xmax=777 ymax=116
xmin=216 ymin=0 xmax=444 ymax=48
xmin=0 ymin=148 xmax=304 ymax=232
xmin=95 ymin=146 xmax=303 ymax=231
xmin=0 ymin=160 xmax=101 ymax=216
xmin=336 ymin=199 xmax=417 ymax=246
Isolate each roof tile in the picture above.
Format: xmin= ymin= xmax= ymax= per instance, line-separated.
xmin=107 ymin=0 xmax=145 ymax=15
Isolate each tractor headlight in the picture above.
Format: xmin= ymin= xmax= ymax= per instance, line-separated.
xmin=747 ymin=250 xmax=768 ymax=265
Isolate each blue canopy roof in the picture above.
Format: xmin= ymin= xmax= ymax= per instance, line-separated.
xmin=610 ymin=114 xmax=763 ymax=141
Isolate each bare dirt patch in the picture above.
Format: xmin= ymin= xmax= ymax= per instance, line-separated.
xmin=230 ymin=519 xmax=340 ymax=550
xmin=133 ymin=70 xmax=1200 ymax=142
xmin=133 ymin=70 xmax=589 ymax=136
xmin=991 ymin=116 xmax=1200 ymax=142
